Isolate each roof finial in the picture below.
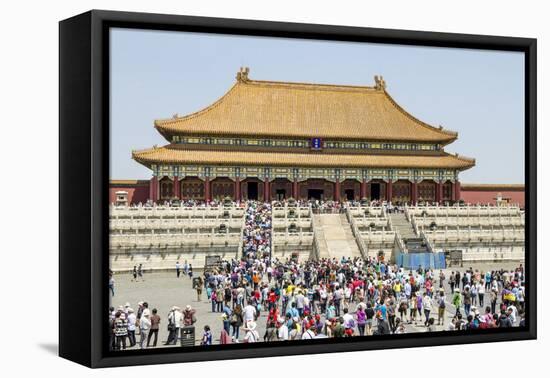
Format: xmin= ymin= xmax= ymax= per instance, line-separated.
xmin=374 ymin=75 xmax=386 ymax=90
xmin=236 ymin=66 xmax=250 ymax=82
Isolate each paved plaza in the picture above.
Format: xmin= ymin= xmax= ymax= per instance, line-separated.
xmin=110 ymin=261 xmax=523 ymax=350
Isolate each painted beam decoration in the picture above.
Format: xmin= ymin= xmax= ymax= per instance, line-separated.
xmin=173 ymin=135 xmax=441 ymax=152
xmin=153 ymin=164 xmax=458 ymax=183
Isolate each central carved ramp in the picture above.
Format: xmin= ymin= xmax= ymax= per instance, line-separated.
xmin=313 ymin=213 xmax=361 ymax=260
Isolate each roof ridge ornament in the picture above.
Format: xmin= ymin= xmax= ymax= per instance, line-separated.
xmin=374 ymin=75 xmax=386 ymax=90
xmin=453 ymin=152 xmax=476 ymax=163
xmin=438 ymin=124 xmax=458 ymax=135
xmin=236 ymin=66 xmax=250 ymax=82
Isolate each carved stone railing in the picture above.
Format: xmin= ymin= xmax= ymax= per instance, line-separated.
xmin=345 ymin=206 xmax=369 ymax=260
xmin=393 ymin=230 xmax=407 ymax=254
xmin=109 ymin=203 xmax=246 ymax=219
xmin=405 ymin=204 xmax=522 ymax=219
xmin=419 ymin=230 xmax=435 ymax=253
xmin=309 ymin=205 xmax=322 ymax=260
xmin=311 ymin=231 xmax=322 ymax=261
xmin=110 ymin=232 xmax=242 ymax=250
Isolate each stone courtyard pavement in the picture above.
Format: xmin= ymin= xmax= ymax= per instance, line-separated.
xmin=110 ymin=261 xmax=522 ymax=350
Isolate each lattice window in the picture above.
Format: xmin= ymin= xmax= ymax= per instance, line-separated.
xmin=393 ymin=181 xmax=411 ymax=202
xmin=181 ymin=179 xmax=205 ymax=200
xmin=212 ymin=181 xmax=234 ymax=199
xmin=159 ymin=180 xmax=174 ymax=200
xmin=418 ymin=182 xmax=435 ymax=201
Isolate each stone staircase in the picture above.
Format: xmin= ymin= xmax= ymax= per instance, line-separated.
xmin=389 ymin=212 xmax=430 ymax=253
xmin=389 ymin=212 xmax=416 ymax=239
xmin=312 ymin=213 xmax=362 ymax=260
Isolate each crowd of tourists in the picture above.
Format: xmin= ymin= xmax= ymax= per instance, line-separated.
xmin=109 ymin=255 xmax=526 ymax=349
xmin=201 ymin=257 xmax=525 ymax=343
xmin=242 ymin=201 xmax=272 ymax=259
xmin=109 ymin=199 xmax=526 ymax=349
xmin=109 ymin=301 xmax=162 ymax=350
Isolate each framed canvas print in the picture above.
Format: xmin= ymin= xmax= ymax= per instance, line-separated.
xmin=59 ymin=10 xmax=537 ymax=368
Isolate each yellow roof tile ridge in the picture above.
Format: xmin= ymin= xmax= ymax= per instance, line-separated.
xmin=381 ymin=90 xmax=458 ymax=140
xmin=245 ymin=79 xmax=380 ymax=93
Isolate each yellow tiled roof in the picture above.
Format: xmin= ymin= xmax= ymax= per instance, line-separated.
xmin=154 ymin=74 xmax=458 ymax=144
xmin=132 ymin=145 xmax=475 ymax=170
xmin=461 ymin=183 xmax=524 ymax=190
xmin=110 ymin=179 xmax=149 ymax=186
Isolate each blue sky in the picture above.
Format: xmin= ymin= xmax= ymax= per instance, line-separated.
xmin=110 ymin=28 xmax=525 ymax=184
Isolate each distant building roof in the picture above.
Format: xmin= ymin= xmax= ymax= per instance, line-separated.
xmin=461 ymin=183 xmax=524 ymax=191
xmin=110 ymin=179 xmax=149 ymax=186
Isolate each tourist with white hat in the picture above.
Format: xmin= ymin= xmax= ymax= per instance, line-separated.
xmin=138 ymin=312 xmax=151 ymax=349
xmin=126 ymin=308 xmax=137 ymax=347
xmin=243 ymin=321 xmax=259 ymax=343
xmin=277 ymin=316 xmax=289 ymax=341
xmin=163 ymin=306 xmax=181 ymax=345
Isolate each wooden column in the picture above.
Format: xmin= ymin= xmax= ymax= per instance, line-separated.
xmin=204 ymin=177 xmax=211 ymax=202
xmin=454 ymin=180 xmax=461 ymax=202
xmin=366 ymin=181 xmax=371 ymax=199
xmin=450 ymin=182 xmax=456 ymax=201
xmin=360 ymin=179 xmax=367 ymax=199
xmin=386 ymin=180 xmax=393 ymax=203
xmin=292 ymin=179 xmax=299 ymax=199
xmin=436 ymin=181 xmax=443 ymax=203
xmin=235 ymin=177 xmax=241 ymax=202
xmin=173 ymin=176 xmax=180 ymax=199
xmin=411 ymin=181 xmax=418 ymax=205
xmin=264 ymin=178 xmax=270 ymax=202
xmin=334 ymin=179 xmax=341 ymax=202
xmin=149 ymin=176 xmax=158 ymax=203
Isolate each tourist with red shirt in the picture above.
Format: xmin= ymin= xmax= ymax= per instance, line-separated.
xmin=268 ymin=287 xmax=277 ymax=310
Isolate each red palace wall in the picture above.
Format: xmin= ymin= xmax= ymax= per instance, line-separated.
xmin=109 ymin=180 xmax=150 ymax=205
xmin=460 ymin=185 xmax=525 ymax=208
xmin=109 ymin=179 xmax=525 ymax=208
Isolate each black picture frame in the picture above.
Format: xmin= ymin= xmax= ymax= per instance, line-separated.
xmin=59 ymin=9 xmax=537 ymax=368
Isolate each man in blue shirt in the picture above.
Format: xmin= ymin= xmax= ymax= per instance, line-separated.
xmin=376 ymin=301 xmax=387 ymax=320
xmin=286 ymin=302 xmax=299 ymax=321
